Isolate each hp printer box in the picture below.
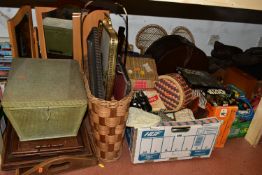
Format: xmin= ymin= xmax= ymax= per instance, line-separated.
xmin=126 ymin=117 xmax=221 ymax=163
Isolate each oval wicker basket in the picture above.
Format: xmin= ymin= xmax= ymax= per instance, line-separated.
xmin=84 ymin=76 xmax=133 ymax=162
xmin=155 ymin=73 xmax=193 ymax=112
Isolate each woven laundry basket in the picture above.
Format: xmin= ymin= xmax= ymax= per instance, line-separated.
xmin=155 ymin=73 xmax=193 ymax=112
xmin=84 ymin=76 xmax=133 ymax=162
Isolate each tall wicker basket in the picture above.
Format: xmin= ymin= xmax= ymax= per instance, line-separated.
xmin=84 ymin=76 xmax=133 ymax=162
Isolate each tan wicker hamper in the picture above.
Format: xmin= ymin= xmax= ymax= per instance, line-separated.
xmin=84 ymin=76 xmax=133 ymax=162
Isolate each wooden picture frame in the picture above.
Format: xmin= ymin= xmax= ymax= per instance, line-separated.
xmin=35 ymin=7 xmax=57 ymax=59
xmin=36 ymin=7 xmax=107 ymax=68
xmin=7 ymin=5 xmax=37 ymax=58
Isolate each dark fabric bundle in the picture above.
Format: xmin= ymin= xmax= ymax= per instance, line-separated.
xmin=232 ymin=47 xmax=262 ymax=66
xmin=232 ymin=47 xmax=262 ymax=80
xmin=211 ymin=41 xmax=243 ymax=60
xmin=145 ymin=35 xmax=209 ymax=75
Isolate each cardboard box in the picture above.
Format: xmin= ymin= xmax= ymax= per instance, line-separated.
xmin=126 ymin=117 xmax=221 ymax=164
xmin=206 ymin=103 xmax=238 ymax=148
xmin=228 ymin=120 xmax=251 ymax=138
xmin=143 ymin=90 xmax=166 ymax=112
xmin=228 ymin=97 xmax=254 ymax=138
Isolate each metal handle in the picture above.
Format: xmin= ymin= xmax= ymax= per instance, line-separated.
xmin=35 ymin=144 xmax=64 ymax=152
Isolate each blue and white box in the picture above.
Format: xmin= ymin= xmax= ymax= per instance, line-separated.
xmin=126 ymin=117 xmax=221 ymax=163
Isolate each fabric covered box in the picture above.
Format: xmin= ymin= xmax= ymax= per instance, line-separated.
xmin=155 ymin=73 xmax=193 ymax=111
xmin=126 ymin=56 xmax=158 ymax=90
xmin=2 ymin=58 xmax=87 ymax=141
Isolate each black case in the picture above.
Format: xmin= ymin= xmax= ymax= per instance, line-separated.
xmin=87 ymin=27 xmax=105 ymax=99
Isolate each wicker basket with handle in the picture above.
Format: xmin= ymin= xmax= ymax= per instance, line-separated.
xmin=84 ymin=76 xmax=133 ymax=162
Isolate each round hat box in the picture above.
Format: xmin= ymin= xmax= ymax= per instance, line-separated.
xmin=155 ymin=73 xmax=193 ymax=111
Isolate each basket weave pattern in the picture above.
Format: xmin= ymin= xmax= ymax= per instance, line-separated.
xmin=171 ymin=26 xmax=195 ymax=44
xmin=155 ymin=73 xmax=193 ymax=111
xmin=135 ymin=24 xmax=167 ymax=54
xmin=84 ymin=76 xmax=132 ymax=162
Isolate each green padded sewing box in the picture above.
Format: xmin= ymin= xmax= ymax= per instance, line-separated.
xmin=1 ymin=58 xmax=87 ymax=141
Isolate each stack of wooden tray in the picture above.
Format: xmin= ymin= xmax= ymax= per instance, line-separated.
xmin=1 ymin=116 xmax=98 ymax=171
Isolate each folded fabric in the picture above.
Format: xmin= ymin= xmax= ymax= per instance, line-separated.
xmin=232 ymin=47 xmax=262 ymax=66
xmin=174 ymin=108 xmax=195 ymax=122
xmin=126 ymin=107 xmax=161 ymax=128
xmin=211 ymin=41 xmax=243 ymax=60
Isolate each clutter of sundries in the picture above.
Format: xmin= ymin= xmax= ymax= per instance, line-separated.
xmin=0 ymin=2 xmax=261 ymax=174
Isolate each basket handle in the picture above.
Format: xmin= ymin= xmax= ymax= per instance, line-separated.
xmin=35 ymin=144 xmax=64 ymax=152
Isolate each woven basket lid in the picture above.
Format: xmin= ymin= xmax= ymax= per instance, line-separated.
xmin=135 ymin=24 xmax=167 ymax=54
xmin=2 ymin=58 xmax=87 ymax=108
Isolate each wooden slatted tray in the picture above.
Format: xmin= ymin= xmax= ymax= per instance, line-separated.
xmin=1 ymin=117 xmax=97 ymax=171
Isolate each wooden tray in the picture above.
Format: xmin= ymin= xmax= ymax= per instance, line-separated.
xmin=1 ymin=117 xmax=97 ymax=171
xmin=10 ymin=125 xmax=84 ymax=158
xmin=16 ymin=156 xmax=96 ymax=175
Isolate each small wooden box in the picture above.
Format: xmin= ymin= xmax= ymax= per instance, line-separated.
xmin=223 ymin=67 xmax=257 ymax=99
